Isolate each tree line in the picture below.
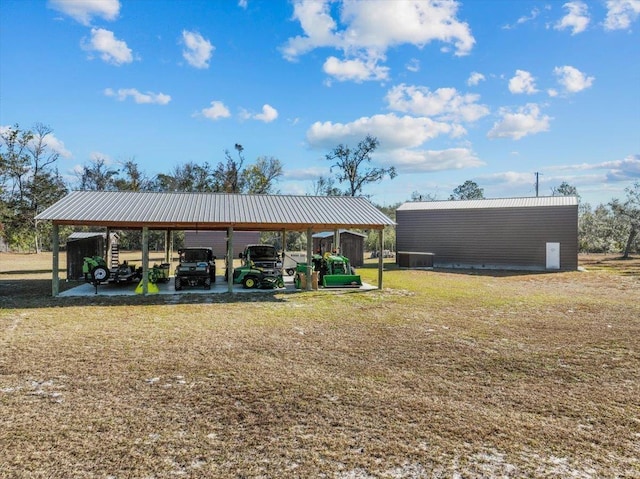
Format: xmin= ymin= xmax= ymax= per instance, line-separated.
xmin=1 ymin=125 xmax=396 ymax=252
xmin=1 ymin=123 xmax=637 ymax=257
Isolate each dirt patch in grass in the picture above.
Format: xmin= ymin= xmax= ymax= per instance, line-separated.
xmin=1 ymin=253 xmax=639 ymax=477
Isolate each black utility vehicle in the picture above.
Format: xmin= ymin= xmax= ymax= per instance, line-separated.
xmin=174 ymin=248 xmax=216 ymax=290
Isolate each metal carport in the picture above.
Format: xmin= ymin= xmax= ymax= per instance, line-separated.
xmin=35 ymin=191 xmax=395 ymax=296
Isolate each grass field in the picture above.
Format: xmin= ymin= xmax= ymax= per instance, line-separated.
xmin=1 ymin=252 xmax=639 ymax=478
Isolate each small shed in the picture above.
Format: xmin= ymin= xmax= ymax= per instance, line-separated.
xmin=66 ymin=232 xmax=119 ymax=280
xmin=396 ymin=197 xmax=578 ymax=271
xmin=185 ymin=231 xmax=260 ymax=258
xmin=313 ymin=230 xmax=366 ymax=267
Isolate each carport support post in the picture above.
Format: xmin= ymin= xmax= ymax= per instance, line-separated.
xmin=306 ymin=228 xmax=313 ymax=291
xmin=142 ymin=227 xmax=149 ymax=295
xmin=378 ymin=228 xmax=384 ymax=289
xmin=164 ymin=230 xmax=171 ymax=263
xmin=281 ymin=229 xmax=286 ymax=277
xmin=52 ymin=223 xmax=60 ymax=297
xmin=334 ymin=229 xmax=340 ymax=254
xmin=106 ymin=227 xmax=112 ymax=266
xmin=227 ymin=227 xmax=234 ymax=293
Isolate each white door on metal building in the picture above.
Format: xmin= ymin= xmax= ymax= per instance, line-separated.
xmin=546 ymin=242 xmax=560 ymax=270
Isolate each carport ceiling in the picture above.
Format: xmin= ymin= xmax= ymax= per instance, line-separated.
xmin=36 ymin=191 xmax=396 ymax=231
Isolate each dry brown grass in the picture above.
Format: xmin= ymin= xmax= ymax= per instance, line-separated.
xmin=1 ymin=252 xmax=639 ymax=478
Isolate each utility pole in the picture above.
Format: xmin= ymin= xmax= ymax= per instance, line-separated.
xmin=534 ymin=172 xmax=541 ymax=197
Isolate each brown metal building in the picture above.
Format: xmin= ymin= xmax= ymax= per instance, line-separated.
xmin=396 ymin=197 xmax=578 ymax=271
xmin=185 ymin=231 xmax=260 ymax=258
xmin=312 ymin=230 xmax=366 ymax=267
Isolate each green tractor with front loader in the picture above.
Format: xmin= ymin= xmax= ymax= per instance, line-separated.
xmin=294 ymin=252 xmax=362 ymax=289
xmin=316 ymin=252 xmax=362 ymax=287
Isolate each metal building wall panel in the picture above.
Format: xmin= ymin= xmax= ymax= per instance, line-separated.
xmin=396 ymin=204 xmax=578 ymax=271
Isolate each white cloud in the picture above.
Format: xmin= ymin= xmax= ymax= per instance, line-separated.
xmin=199 ymin=101 xmax=231 ymax=120
xmin=385 ymin=84 xmax=489 ymax=123
xmin=305 ymin=113 xmax=482 ymax=174
xmin=181 ymin=30 xmax=214 ymax=69
xmin=254 ymin=104 xmax=279 ymax=123
xmin=477 ymin=171 xmax=538 ymax=188
xmin=604 ymin=0 xmax=640 ymax=30
xmin=467 ymin=72 xmax=485 ymax=86
xmin=307 ymin=113 xmax=457 ymax=151
xmin=82 ymin=28 xmax=133 ymax=65
xmin=239 ymin=104 xmax=279 ymax=122
xmin=406 ymin=58 xmax=420 ymax=73
xmin=323 ymin=55 xmax=389 ymax=82
xmin=547 ymin=154 xmax=640 ymax=181
xmin=282 ymin=0 xmax=474 ymax=82
xmin=284 ymin=166 xmax=329 ymax=181
xmin=488 ymin=104 xmax=552 ymax=140
xmin=238 ymin=0 xmax=248 ymax=9
xmin=386 ymin=147 xmax=484 ymax=173
xmin=508 ymin=70 xmax=538 ymax=94
xmin=553 ymin=65 xmax=594 ymax=93
xmin=104 ymin=88 xmax=171 ymax=105
xmin=502 ymin=7 xmax=541 ymax=29
xmin=555 ymin=1 xmax=590 ymax=34
xmin=48 ymin=0 xmax=120 ymax=26
xmin=41 ymin=132 xmax=73 ymax=159
xmin=603 ymin=156 xmax=640 ymax=181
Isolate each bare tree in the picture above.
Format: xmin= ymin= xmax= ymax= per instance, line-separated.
xmin=449 ymin=180 xmax=484 ymax=200
xmin=410 ymin=191 xmax=437 ymax=202
xmin=154 ymin=162 xmax=215 ymax=192
xmin=325 ymin=135 xmax=397 ymax=197
xmin=76 ymin=157 xmax=119 ymax=191
xmin=242 ymin=156 xmax=283 ymax=194
xmin=214 ymin=143 xmax=245 ymax=193
xmin=551 ymin=181 xmax=579 ymax=198
xmin=312 ymin=175 xmax=342 ymax=196
xmin=113 ymin=159 xmax=152 ymax=191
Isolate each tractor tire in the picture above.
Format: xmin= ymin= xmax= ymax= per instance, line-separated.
xmin=286 ymin=268 xmax=295 ymax=276
xmin=91 ymin=266 xmax=109 ymax=283
xmin=243 ymin=276 xmax=259 ymax=289
xmin=175 ymin=277 xmax=182 ymax=291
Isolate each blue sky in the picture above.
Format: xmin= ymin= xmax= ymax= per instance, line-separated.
xmin=1 ymin=0 xmax=639 ymax=206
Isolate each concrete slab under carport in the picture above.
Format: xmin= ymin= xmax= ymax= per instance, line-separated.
xmin=58 ymin=274 xmax=376 ymax=297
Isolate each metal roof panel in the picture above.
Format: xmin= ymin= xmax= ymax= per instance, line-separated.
xmin=36 ymin=191 xmax=395 ymax=229
xmin=397 ymin=196 xmax=579 ymax=211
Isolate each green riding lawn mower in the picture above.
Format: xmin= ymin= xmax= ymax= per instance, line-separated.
xmin=232 ymin=244 xmax=284 ymax=289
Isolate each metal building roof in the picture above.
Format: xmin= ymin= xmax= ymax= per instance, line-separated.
xmin=397 ymin=196 xmax=579 ymax=211
xmin=36 ymin=191 xmax=395 ymax=230
xmin=66 ymin=232 xmax=106 ymax=241
xmin=313 ymin=229 xmax=367 ymax=238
